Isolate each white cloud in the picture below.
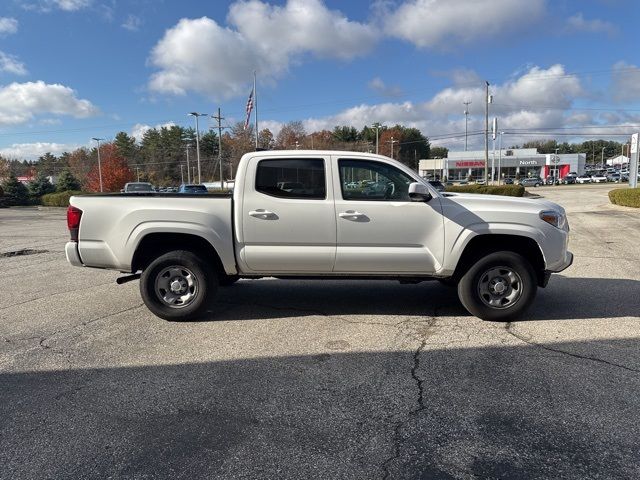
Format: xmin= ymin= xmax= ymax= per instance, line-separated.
xmin=130 ymin=122 xmax=176 ymax=142
xmin=0 ymin=17 xmax=18 ymax=36
xmin=0 ymin=142 xmax=81 ymax=160
xmin=285 ymin=64 xmax=594 ymax=149
xmin=0 ymin=81 xmax=99 ymax=125
xmin=368 ymin=77 xmax=403 ymax=97
xmin=122 ymin=14 xmax=141 ymax=31
xmin=21 ymin=0 xmax=91 ymax=12
xmin=565 ymin=13 xmax=617 ymax=36
xmin=611 ymin=61 xmax=640 ymax=102
xmin=0 ymin=51 xmax=27 ymax=75
xmin=148 ymin=0 xmax=377 ymax=99
xmin=382 ymin=0 xmax=546 ymax=48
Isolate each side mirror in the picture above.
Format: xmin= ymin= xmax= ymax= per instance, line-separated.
xmin=408 ymin=182 xmax=432 ymax=202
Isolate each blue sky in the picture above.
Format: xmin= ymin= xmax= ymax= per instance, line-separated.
xmin=0 ymin=0 xmax=639 ymax=159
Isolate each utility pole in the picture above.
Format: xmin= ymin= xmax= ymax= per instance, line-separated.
xmin=136 ymin=166 xmax=140 ymax=182
xmin=484 ymin=81 xmax=491 ymax=184
xmin=211 ymin=108 xmax=225 ymax=189
xmin=498 ymin=131 xmax=504 ymax=185
xmin=601 ymin=147 xmax=606 ymax=166
xmin=179 ymin=164 xmax=184 ymax=184
xmin=91 ymin=137 xmax=104 ymax=192
xmin=463 ymin=101 xmax=472 ymax=151
xmin=189 ymin=112 xmax=207 ymax=184
xmin=371 ymin=123 xmax=382 ymax=154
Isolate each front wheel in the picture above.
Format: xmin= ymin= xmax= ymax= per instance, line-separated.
xmin=140 ymin=250 xmax=218 ymax=321
xmin=457 ymin=251 xmax=537 ymax=321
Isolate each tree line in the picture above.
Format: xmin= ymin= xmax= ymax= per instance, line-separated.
xmin=1 ymin=121 xmax=631 ymax=196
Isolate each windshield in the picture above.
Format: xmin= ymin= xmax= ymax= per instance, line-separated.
xmin=126 ymin=184 xmax=153 ymax=192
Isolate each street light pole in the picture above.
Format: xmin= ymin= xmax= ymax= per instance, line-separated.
xmin=371 ymin=123 xmax=382 ymax=154
xmin=601 ymin=147 xmax=606 ymax=167
xmin=91 ymin=137 xmax=104 ymax=192
xmin=189 ymin=112 xmax=207 ymax=184
xmin=389 ymin=137 xmax=398 ymax=159
xmin=498 ymin=131 xmax=504 ymax=185
xmin=463 ymin=101 xmax=472 ymax=151
xmin=180 ymin=164 xmax=184 ymax=184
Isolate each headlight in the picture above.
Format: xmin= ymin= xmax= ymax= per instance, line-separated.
xmin=539 ymin=210 xmax=566 ymax=229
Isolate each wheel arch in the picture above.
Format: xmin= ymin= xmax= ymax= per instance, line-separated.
xmin=452 ymin=234 xmax=547 ymax=287
xmin=131 ymin=233 xmax=226 ymax=276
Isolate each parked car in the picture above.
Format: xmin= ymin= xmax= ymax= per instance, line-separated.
xmin=123 ymin=182 xmax=154 ymax=193
xmin=518 ymin=177 xmax=543 ymax=187
xmin=562 ymin=176 xmax=577 ymax=185
xmin=65 ymin=150 xmax=572 ymax=322
xmin=545 ymin=176 xmax=560 ymax=185
xmin=607 ymin=173 xmax=621 ymax=182
xmin=428 ymin=180 xmax=445 ymax=192
xmin=503 ymin=178 xmax=514 ymax=185
xmin=178 ymin=184 xmax=209 ymax=194
xmin=576 ymin=175 xmax=592 ymax=184
xmin=590 ymin=174 xmax=608 ymax=183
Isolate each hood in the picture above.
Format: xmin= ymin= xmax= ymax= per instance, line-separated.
xmin=441 ymin=192 xmax=565 ymax=215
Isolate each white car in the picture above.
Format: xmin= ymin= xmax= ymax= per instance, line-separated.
xmin=590 ymin=174 xmax=608 ymax=183
xmin=576 ymin=175 xmax=592 ymax=184
xmin=65 ymin=150 xmax=572 ymax=322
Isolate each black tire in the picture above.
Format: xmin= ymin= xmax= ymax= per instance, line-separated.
xmin=457 ymin=251 xmax=537 ymax=321
xmin=140 ymin=249 xmax=218 ymax=321
xmin=219 ymin=274 xmax=240 ymax=286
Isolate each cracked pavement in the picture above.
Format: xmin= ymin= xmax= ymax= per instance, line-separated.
xmin=1 ymin=184 xmax=639 ymax=479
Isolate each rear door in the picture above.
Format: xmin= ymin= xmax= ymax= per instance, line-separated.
xmin=240 ymin=155 xmax=336 ymax=272
xmin=332 ymin=156 xmax=444 ymax=273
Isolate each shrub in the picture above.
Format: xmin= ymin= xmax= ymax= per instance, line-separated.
xmin=2 ymin=174 xmax=30 ymax=205
xmin=444 ymin=184 xmax=525 ymax=197
xmin=41 ymin=190 xmax=83 ymax=207
xmin=608 ymin=188 xmax=640 ymax=208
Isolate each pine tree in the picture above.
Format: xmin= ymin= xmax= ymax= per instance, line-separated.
xmin=2 ymin=174 xmax=30 ymax=205
xmin=56 ymin=168 xmax=81 ymax=192
xmin=28 ymin=173 xmax=56 ymax=198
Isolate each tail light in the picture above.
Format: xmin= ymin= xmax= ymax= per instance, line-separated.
xmin=67 ymin=206 xmax=82 ymax=242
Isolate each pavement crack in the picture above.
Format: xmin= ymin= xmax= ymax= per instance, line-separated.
xmin=381 ymin=315 xmax=437 ymax=479
xmin=505 ymin=323 xmax=640 ymax=374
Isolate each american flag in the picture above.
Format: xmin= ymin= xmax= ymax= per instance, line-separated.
xmin=244 ymin=88 xmax=254 ymax=130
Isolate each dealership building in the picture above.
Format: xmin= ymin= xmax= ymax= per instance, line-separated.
xmin=419 ymin=148 xmax=586 ymax=181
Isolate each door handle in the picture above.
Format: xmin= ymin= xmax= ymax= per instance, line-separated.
xmin=249 ymin=209 xmax=276 ymax=219
xmin=339 ymin=211 xmax=365 ymax=219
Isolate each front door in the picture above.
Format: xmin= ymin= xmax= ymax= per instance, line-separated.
xmin=333 ymin=157 xmax=444 ymax=273
xmin=241 ymin=156 xmax=336 ymax=273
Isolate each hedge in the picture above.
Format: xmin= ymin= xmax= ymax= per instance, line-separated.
xmin=609 ymin=188 xmax=640 ymax=208
xmin=444 ymin=184 xmax=525 ymax=197
xmin=40 ymin=190 xmax=84 ymax=207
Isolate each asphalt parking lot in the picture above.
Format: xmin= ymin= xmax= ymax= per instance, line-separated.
xmin=1 ymin=183 xmax=639 ymax=479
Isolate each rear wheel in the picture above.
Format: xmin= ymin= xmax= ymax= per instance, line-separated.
xmin=140 ymin=250 xmax=218 ymax=321
xmin=457 ymin=251 xmax=537 ymax=321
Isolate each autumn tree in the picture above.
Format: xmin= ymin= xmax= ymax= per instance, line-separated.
xmin=86 ymin=143 xmax=134 ymax=192
xmin=275 ymin=121 xmax=306 ymax=149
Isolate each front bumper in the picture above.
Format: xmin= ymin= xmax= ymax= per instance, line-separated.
xmin=540 ymin=251 xmax=573 ymax=287
xmin=65 ymin=242 xmax=83 ymax=267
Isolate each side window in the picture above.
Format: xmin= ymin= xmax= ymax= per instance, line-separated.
xmin=339 ymin=159 xmax=414 ymax=201
xmin=255 ymin=158 xmax=326 ymax=200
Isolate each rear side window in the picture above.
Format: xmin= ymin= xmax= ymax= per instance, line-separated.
xmin=255 ymin=159 xmax=326 ymax=199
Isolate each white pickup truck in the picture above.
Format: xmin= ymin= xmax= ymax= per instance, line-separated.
xmin=66 ymin=150 xmax=572 ymax=322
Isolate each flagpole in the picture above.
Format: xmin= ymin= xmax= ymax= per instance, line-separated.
xmin=254 ymin=70 xmax=258 ymax=149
